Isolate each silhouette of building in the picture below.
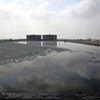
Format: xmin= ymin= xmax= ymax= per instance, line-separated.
xmin=26 ymin=34 xmax=57 ymax=41
xmin=43 ymin=35 xmax=57 ymax=41
xmin=27 ymin=35 xmax=41 ymax=41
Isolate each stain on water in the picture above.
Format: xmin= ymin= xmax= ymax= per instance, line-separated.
xmin=0 ymin=42 xmax=100 ymax=94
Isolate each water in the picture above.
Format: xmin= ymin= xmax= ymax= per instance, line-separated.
xmin=0 ymin=41 xmax=100 ymax=94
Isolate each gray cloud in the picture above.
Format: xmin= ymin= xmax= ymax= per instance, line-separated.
xmin=0 ymin=0 xmax=100 ymax=39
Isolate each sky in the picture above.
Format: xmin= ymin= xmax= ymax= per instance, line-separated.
xmin=0 ymin=0 xmax=100 ymax=39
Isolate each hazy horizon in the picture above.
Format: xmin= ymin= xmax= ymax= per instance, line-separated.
xmin=0 ymin=0 xmax=100 ymax=39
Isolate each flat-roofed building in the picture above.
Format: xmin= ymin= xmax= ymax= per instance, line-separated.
xmin=43 ymin=35 xmax=57 ymax=41
xmin=27 ymin=35 xmax=41 ymax=41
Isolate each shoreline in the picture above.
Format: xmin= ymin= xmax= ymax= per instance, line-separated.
xmin=69 ymin=40 xmax=100 ymax=47
xmin=0 ymin=39 xmax=100 ymax=47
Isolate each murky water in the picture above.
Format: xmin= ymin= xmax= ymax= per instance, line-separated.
xmin=0 ymin=41 xmax=100 ymax=94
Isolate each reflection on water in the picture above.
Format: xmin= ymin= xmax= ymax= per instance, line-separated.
xmin=0 ymin=42 xmax=100 ymax=94
xmin=27 ymin=41 xmax=41 ymax=46
xmin=43 ymin=41 xmax=57 ymax=46
xmin=25 ymin=41 xmax=57 ymax=47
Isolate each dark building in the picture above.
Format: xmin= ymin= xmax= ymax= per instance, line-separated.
xmin=43 ymin=35 xmax=57 ymax=41
xmin=27 ymin=35 xmax=41 ymax=41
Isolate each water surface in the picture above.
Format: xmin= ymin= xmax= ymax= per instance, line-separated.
xmin=0 ymin=41 xmax=100 ymax=94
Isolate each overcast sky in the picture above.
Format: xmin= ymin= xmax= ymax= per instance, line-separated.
xmin=0 ymin=0 xmax=100 ymax=39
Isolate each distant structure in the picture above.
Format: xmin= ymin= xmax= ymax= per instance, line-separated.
xmin=27 ymin=35 xmax=41 ymax=41
xmin=26 ymin=34 xmax=57 ymax=41
xmin=43 ymin=35 xmax=57 ymax=41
